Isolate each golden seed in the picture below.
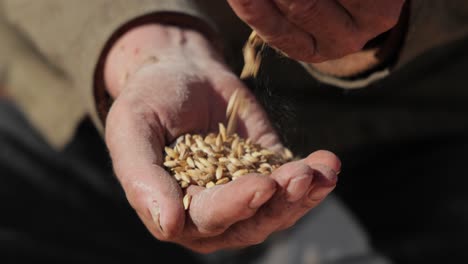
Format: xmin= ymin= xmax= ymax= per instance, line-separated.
xmin=174 ymin=172 xmax=182 ymax=181
xmin=180 ymin=181 xmax=189 ymax=188
xmin=195 ymin=161 xmax=206 ymax=171
xmin=195 ymin=138 xmax=205 ymax=149
xmin=252 ymin=152 xmax=262 ymax=158
xmin=261 ymin=149 xmax=274 ymax=156
xmin=226 ymin=89 xmax=239 ymax=120
xmin=244 ymin=155 xmax=258 ymax=163
xmin=206 ymin=181 xmax=216 ymax=188
xmin=178 ymin=144 xmax=187 ymax=159
xmin=172 ymin=166 xmax=184 ymax=173
xmin=201 ymin=146 xmax=214 ymax=156
xmin=181 ymin=173 xmax=192 ymax=183
xmin=183 ymin=194 xmax=192 ymax=210
xmin=229 ymin=157 xmax=243 ymax=167
xmin=260 ymin=163 xmax=272 ymax=169
xmin=231 ymin=137 xmax=239 ymax=152
xmin=163 ymin=161 xmax=178 ymax=168
xmin=237 ymin=144 xmax=244 ymax=157
xmin=216 ymin=134 xmax=223 ymax=148
xmin=218 ymin=157 xmax=229 ymax=164
xmin=165 ymin=147 xmax=178 ymax=159
xmin=197 ymin=180 xmax=206 ymax=186
xmin=216 ymin=177 xmax=230 ymax=185
xmin=227 ymin=163 xmax=237 ymax=173
xmin=241 ymin=159 xmax=253 ymax=167
xmin=232 ymin=169 xmax=249 ymax=177
xmin=219 ymin=123 xmax=227 ymax=141
xmin=187 ymin=157 xmax=195 ymax=168
xmin=185 ymin=134 xmax=192 ymax=146
xmin=283 ymin=148 xmax=293 ymax=159
xmin=216 ymin=166 xmax=224 ymax=180
xmin=208 ymin=157 xmax=218 ymax=164
xmin=197 ymin=158 xmax=210 ymax=168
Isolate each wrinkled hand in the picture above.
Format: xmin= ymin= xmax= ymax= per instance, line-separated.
xmin=103 ymin=24 xmax=340 ymax=253
xmin=227 ymin=0 xmax=405 ymax=62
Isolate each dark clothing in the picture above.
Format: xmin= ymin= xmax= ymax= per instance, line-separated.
xmin=256 ymin=35 xmax=468 ymax=263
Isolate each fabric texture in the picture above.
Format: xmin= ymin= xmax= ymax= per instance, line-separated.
xmin=0 ymin=0 xmax=215 ymax=148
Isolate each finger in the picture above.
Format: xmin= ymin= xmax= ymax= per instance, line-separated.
xmin=184 ymin=162 xmax=314 ymax=252
xmin=186 ymin=152 xmax=340 ymax=252
xmin=304 ymin=150 xmax=342 ymax=175
xmin=105 ymin=100 xmax=185 ymax=239
xmin=276 ymin=151 xmax=341 ymax=230
xmin=185 ymin=174 xmax=277 ymax=236
xmin=227 ymin=0 xmax=321 ymax=62
xmin=274 ymin=0 xmax=365 ymax=59
xmin=338 ymin=0 xmax=405 ymax=35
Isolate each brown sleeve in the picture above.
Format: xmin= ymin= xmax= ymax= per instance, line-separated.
xmin=302 ymin=0 xmax=468 ymax=89
xmin=2 ymin=0 xmax=219 ymax=134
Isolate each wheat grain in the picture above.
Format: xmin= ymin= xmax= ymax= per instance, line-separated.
xmin=183 ymin=194 xmax=192 ymax=210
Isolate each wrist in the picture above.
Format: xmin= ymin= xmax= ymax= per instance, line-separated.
xmin=104 ymin=24 xmax=224 ymax=98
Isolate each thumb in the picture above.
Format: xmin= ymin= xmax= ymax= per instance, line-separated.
xmin=105 ymin=101 xmax=185 ymax=239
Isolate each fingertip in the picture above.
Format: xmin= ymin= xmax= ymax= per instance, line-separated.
xmin=305 ymin=150 xmax=341 ymax=175
xmin=233 ymin=174 xmax=277 ymax=209
xmin=270 ymin=161 xmax=313 ymax=187
xmin=157 ymin=195 xmax=186 ymax=238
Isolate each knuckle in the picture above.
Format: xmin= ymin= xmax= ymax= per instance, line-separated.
xmin=198 ymin=223 xmax=226 ymax=236
xmin=286 ymin=0 xmax=320 ymax=24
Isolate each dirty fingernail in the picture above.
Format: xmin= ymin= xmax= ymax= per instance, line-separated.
xmin=311 ymin=164 xmax=338 ymax=183
xmin=286 ymin=174 xmax=313 ymax=202
xmin=149 ymin=201 xmax=165 ymax=235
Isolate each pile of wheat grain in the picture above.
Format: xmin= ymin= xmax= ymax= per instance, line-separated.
xmin=163 ymin=123 xmax=292 ymax=209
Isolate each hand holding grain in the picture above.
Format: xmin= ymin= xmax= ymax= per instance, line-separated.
xmin=228 ymin=0 xmax=405 ymax=62
xmin=102 ymin=24 xmax=340 ymax=253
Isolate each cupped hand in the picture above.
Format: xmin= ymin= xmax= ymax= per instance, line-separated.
xmin=103 ymin=24 xmax=340 ymax=253
xmin=227 ymin=0 xmax=405 ymax=62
